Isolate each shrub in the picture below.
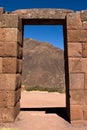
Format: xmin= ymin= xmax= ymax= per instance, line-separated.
xmin=25 ymin=85 xmax=64 ymax=93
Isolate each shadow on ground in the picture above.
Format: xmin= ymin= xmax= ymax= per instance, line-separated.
xmin=20 ymin=107 xmax=70 ymax=122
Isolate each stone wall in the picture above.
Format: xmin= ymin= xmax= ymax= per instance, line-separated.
xmin=0 ymin=7 xmax=87 ymax=123
xmin=67 ymin=11 xmax=87 ymax=122
xmin=0 ymin=7 xmax=22 ymax=122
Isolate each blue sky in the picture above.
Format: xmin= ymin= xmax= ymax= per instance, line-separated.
xmin=0 ymin=0 xmax=87 ymax=49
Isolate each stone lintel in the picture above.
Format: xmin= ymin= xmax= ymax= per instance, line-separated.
xmin=11 ymin=9 xmax=74 ymax=21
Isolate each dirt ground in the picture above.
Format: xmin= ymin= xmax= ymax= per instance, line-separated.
xmin=0 ymin=91 xmax=87 ymax=130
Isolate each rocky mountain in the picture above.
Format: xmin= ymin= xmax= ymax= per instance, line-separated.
xmin=22 ymin=38 xmax=65 ymax=92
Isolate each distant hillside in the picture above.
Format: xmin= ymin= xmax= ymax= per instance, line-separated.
xmin=22 ymin=38 xmax=65 ymax=92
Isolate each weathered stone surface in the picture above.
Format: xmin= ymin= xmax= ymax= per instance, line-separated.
xmin=68 ymin=43 xmax=82 ymax=57
xmin=82 ymin=21 xmax=87 ymax=29
xmin=17 ymin=59 xmax=22 ymax=73
xmin=69 ymin=58 xmax=87 ymax=73
xmin=1 ymin=8 xmax=87 ymax=123
xmin=0 ymin=42 xmax=23 ymax=57
xmin=82 ymin=43 xmax=87 ymax=57
xmin=84 ymin=91 xmax=87 ymax=105
xmin=82 ymin=105 xmax=87 ymax=111
xmin=0 ymin=14 xmax=22 ymax=29
xmin=0 ymin=91 xmax=7 ymax=107
xmin=0 ymin=7 xmax=5 ymax=14
xmin=0 ymin=42 xmax=18 ymax=57
xmin=67 ymin=30 xmax=87 ymax=42
xmin=67 ymin=12 xmax=82 ymax=30
xmin=2 ymin=58 xmax=17 ymax=73
xmin=0 ymin=89 xmax=21 ymax=107
xmin=5 ymin=91 xmax=15 ymax=107
xmin=0 ymin=58 xmax=2 ymax=73
xmin=11 ymin=9 xmax=74 ymax=20
xmin=83 ymin=110 xmax=87 ymax=120
xmin=16 ymin=74 xmax=22 ymax=89
xmin=70 ymin=74 xmax=84 ymax=90
xmin=70 ymin=105 xmax=83 ymax=121
xmin=0 ymin=28 xmax=20 ymax=42
xmin=17 ymin=44 xmax=23 ymax=58
xmin=16 ymin=89 xmax=21 ymax=103
xmin=0 ymin=74 xmax=21 ymax=90
xmin=84 ymin=74 xmax=87 ymax=89
xmin=82 ymin=105 xmax=87 ymax=119
xmin=70 ymin=90 xmax=87 ymax=105
xmin=17 ymin=30 xmax=23 ymax=46
xmin=81 ymin=10 xmax=87 ymax=21
xmin=70 ymin=90 xmax=84 ymax=105
xmin=0 ymin=101 xmax=20 ymax=122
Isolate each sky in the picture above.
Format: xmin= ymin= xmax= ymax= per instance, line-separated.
xmin=0 ymin=0 xmax=87 ymax=49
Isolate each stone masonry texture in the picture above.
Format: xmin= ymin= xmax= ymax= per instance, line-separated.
xmin=0 ymin=7 xmax=87 ymax=123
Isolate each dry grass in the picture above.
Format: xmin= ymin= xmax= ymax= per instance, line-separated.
xmin=0 ymin=128 xmax=19 ymax=130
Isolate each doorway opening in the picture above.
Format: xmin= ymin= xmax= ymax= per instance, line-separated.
xmin=21 ymin=23 xmax=69 ymax=122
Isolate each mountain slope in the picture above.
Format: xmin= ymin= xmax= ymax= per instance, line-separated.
xmin=22 ymin=38 xmax=65 ymax=92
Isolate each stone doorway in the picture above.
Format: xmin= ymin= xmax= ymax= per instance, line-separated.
xmin=0 ymin=8 xmax=87 ymax=123
xmin=21 ymin=23 xmax=69 ymax=121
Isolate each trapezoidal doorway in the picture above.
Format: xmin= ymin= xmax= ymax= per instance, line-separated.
xmin=20 ymin=12 xmax=70 ymax=123
xmin=21 ymin=24 xmax=68 ymax=121
xmin=0 ymin=8 xmax=87 ymax=123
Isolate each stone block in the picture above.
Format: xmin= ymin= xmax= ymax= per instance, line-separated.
xmin=82 ymin=105 xmax=87 ymax=110
xmin=0 ymin=107 xmax=14 ymax=122
xmin=82 ymin=21 xmax=87 ymax=30
xmin=17 ymin=59 xmax=22 ymax=73
xmin=83 ymin=110 xmax=87 ymax=120
xmin=68 ymin=43 xmax=82 ymax=57
xmin=17 ymin=30 xmax=23 ymax=46
xmin=14 ymin=101 xmax=20 ymax=120
xmin=16 ymin=74 xmax=22 ymax=89
xmin=0 ymin=8 xmax=5 ymax=14
xmin=0 ymin=14 xmax=22 ymax=29
xmin=16 ymin=88 xmax=21 ymax=103
xmin=0 ymin=74 xmax=21 ymax=90
xmin=0 ymin=89 xmax=21 ymax=107
xmin=67 ymin=12 xmax=82 ymax=30
xmin=0 ymin=101 xmax=20 ymax=122
xmin=0 ymin=91 xmax=7 ymax=107
xmin=5 ymin=91 xmax=16 ymax=107
xmin=6 ymin=89 xmax=21 ymax=107
xmin=0 ymin=42 xmax=18 ymax=57
xmin=17 ymin=44 xmax=23 ymax=58
xmin=70 ymin=105 xmax=83 ymax=121
xmin=0 ymin=28 xmax=20 ymax=42
xmin=82 ymin=43 xmax=87 ymax=57
xmin=69 ymin=58 xmax=87 ymax=73
xmin=0 ymin=58 xmax=2 ymax=73
xmin=0 ymin=42 xmax=2 ymax=56
xmin=81 ymin=10 xmax=87 ymax=21
xmin=84 ymin=90 xmax=87 ymax=105
xmin=69 ymin=74 xmax=84 ymax=90
xmin=67 ymin=30 xmax=87 ymax=42
xmin=70 ymin=90 xmax=84 ymax=105
xmin=0 ymin=42 xmax=23 ymax=58
xmin=12 ymin=9 xmax=74 ymax=20
xmin=2 ymin=58 xmax=17 ymax=73
xmin=82 ymin=105 xmax=87 ymax=120
xmin=84 ymin=74 xmax=87 ymax=89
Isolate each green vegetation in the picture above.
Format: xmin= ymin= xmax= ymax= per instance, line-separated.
xmin=25 ymin=85 xmax=64 ymax=93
